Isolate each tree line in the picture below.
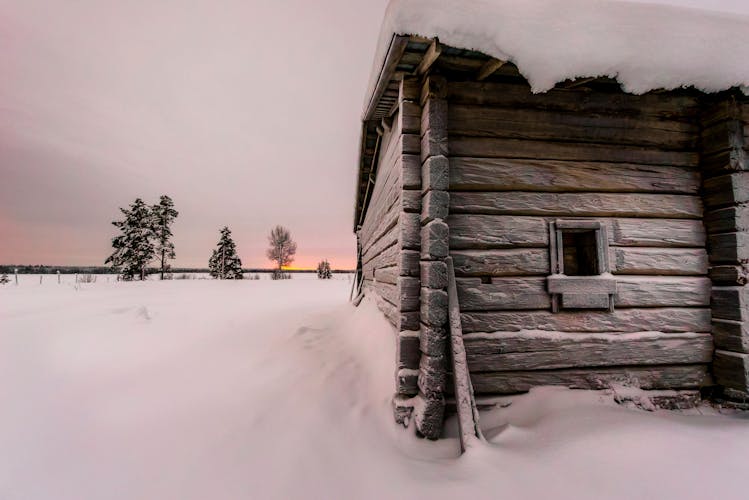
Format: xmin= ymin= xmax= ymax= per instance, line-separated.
xmin=104 ymin=197 xmax=333 ymax=281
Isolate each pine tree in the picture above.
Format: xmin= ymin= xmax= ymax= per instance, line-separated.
xmin=209 ymin=227 xmax=244 ymax=279
xmin=317 ymin=259 xmax=332 ymax=279
xmin=0 ymin=273 xmax=9 ymax=285
xmin=105 ymin=198 xmax=156 ymax=281
xmin=152 ymin=195 xmax=179 ymax=280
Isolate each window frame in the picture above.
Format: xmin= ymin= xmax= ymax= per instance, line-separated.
xmin=548 ymin=220 xmax=616 ymax=312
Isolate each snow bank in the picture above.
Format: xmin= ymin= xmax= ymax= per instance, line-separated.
xmin=368 ymin=0 xmax=749 ymax=103
xmin=2 ymin=279 xmax=749 ymax=499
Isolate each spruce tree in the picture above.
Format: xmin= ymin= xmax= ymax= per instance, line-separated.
xmin=152 ymin=195 xmax=179 ymax=280
xmin=317 ymin=259 xmax=332 ymax=279
xmin=209 ymin=227 xmax=244 ymax=279
xmin=105 ymin=198 xmax=156 ymax=280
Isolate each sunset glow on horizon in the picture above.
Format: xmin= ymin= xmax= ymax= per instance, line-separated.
xmin=0 ymin=0 xmax=386 ymax=271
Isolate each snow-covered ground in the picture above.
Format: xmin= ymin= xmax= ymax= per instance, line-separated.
xmin=2 ymin=277 xmax=749 ymax=499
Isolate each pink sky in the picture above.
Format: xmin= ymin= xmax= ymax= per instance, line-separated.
xmin=2 ymin=0 xmax=747 ymax=269
xmin=0 ymin=0 xmax=389 ymax=269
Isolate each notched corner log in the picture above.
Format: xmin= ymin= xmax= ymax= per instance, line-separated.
xmin=421 ymin=260 xmax=448 ymax=290
xmin=421 ymin=220 xmax=449 ymax=260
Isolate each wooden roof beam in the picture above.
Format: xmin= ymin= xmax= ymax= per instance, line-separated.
xmin=416 ymin=38 xmax=442 ymax=76
xmin=476 ymin=57 xmax=506 ymax=81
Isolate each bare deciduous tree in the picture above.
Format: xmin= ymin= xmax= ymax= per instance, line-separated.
xmin=266 ymin=225 xmax=297 ymax=273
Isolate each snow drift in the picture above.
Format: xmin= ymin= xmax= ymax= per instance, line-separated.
xmin=2 ymin=278 xmax=749 ymax=499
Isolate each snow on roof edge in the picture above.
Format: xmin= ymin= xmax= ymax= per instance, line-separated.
xmin=364 ymin=0 xmax=749 ymax=116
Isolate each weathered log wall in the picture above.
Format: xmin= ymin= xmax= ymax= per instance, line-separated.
xmin=701 ymin=95 xmax=749 ymax=397
xmin=360 ymin=78 xmax=423 ymax=406
xmin=446 ymin=81 xmax=712 ymax=395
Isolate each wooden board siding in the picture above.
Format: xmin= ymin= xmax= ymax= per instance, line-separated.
xmin=444 ymin=80 xmax=710 ymax=395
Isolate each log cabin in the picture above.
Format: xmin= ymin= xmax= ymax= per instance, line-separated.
xmin=353 ymin=1 xmax=749 ymax=438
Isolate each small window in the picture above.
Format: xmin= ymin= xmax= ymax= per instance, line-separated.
xmin=548 ymin=220 xmax=616 ymax=312
xmin=561 ymin=229 xmax=600 ymax=276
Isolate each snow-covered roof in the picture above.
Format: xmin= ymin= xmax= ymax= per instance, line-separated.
xmin=365 ymin=0 xmax=749 ymax=114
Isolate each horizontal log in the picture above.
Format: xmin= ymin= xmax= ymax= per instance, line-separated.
xmin=448 ymin=81 xmax=700 ymax=120
xmin=450 ymin=247 xmax=707 ymax=277
xmin=448 ymin=215 xmax=548 ymax=249
xmin=464 ymin=331 xmax=712 ymax=371
xmin=610 ymin=247 xmax=707 ymax=275
xmin=713 ymin=319 xmax=749 ymax=353
xmin=548 ymin=276 xmax=617 ymax=294
xmin=700 ymin=118 xmax=747 ymax=158
xmin=449 ymin=157 xmax=700 ymax=193
xmin=449 ymin=104 xmax=697 ymax=150
xmin=457 ymin=278 xmax=551 ymax=311
xmin=448 ymin=215 xmax=705 ymax=249
xmin=703 ymin=173 xmax=749 ymax=208
xmin=451 ymin=249 xmax=551 ymax=276
xmin=709 ymin=265 xmax=749 ymax=285
xmin=711 ymin=286 xmax=749 ymax=322
xmin=450 ymin=191 xmax=702 ymax=218
xmin=373 ymin=266 xmax=398 ymax=285
xmin=456 ymin=276 xmax=710 ymax=311
xmin=713 ymin=350 xmax=749 ymax=392
xmin=449 ymin=138 xmax=698 ymax=167
xmin=615 ymin=276 xmax=711 ymax=307
xmin=461 ymin=308 xmax=711 ymax=334
xmin=361 ymin=225 xmax=398 ymax=266
xmin=704 ymin=206 xmax=749 ymax=234
xmin=469 ymin=364 xmax=709 ymax=394
xmin=708 ymin=232 xmax=749 ymax=264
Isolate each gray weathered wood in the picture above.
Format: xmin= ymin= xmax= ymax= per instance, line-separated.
xmin=611 ymin=247 xmax=708 ymax=276
xmin=421 ymin=155 xmax=449 ymax=193
xmin=449 ymin=157 xmax=700 ymax=193
xmin=449 ymin=137 xmax=698 ymax=167
xmin=461 ymin=308 xmax=711 ymax=334
xmin=399 ymin=212 xmax=421 ymax=250
xmin=463 ymin=331 xmax=712 ymax=371
xmin=446 ymin=256 xmax=483 ymax=452
xmin=448 ymin=215 xmax=549 ymax=249
xmin=447 ymin=81 xmax=700 ymax=120
xmin=421 ymin=220 xmax=449 ymax=259
xmin=708 ymin=232 xmax=749 ymax=264
xmin=704 ymin=206 xmax=749 ymax=234
xmin=421 ymin=260 xmax=447 ymax=289
xmin=416 ymin=38 xmax=442 ymax=76
xmin=713 ymin=318 xmax=749 ymax=353
xmin=421 ymin=190 xmax=449 ymax=224
xmin=451 ymin=248 xmax=551 ymax=276
xmin=709 ymin=265 xmax=749 ymax=285
xmin=364 ymin=35 xmax=409 ymax=121
xmin=448 ymin=215 xmax=705 ymax=249
xmin=713 ymin=350 xmax=749 ymax=392
xmin=468 ymin=364 xmax=709 ymax=394
xmin=374 ymin=266 xmax=398 ymax=285
xmin=450 ymin=247 xmax=707 ymax=277
xmin=456 ymin=276 xmax=710 ymax=311
xmin=450 ymin=192 xmax=702 ymax=219
xmin=396 ymin=330 xmax=420 ymax=370
xmin=476 ymin=58 xmax=506 ymax=81
xmin=703 ymin=173 xmax=749 ymax=208
xmin=711 ymin=286 xmax=749 ymax=322
xmin=421 ymin=287 xmax=448 ymax=327
xmin=449 ymin=104 xmax=697 ymax=150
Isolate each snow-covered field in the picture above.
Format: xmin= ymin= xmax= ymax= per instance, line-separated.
xmin=2 ymin=276 xmax=749 ymax=500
